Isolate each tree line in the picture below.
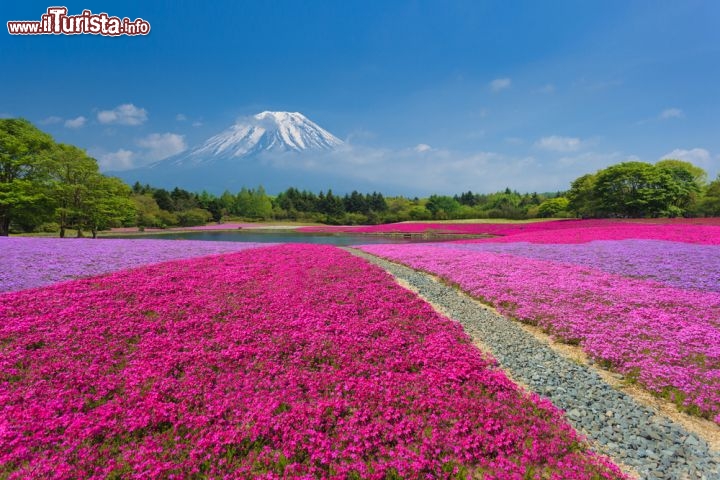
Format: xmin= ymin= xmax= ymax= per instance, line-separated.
xmin=2 ymin=119 xmax=720 ymax=237
xmin=129 ymin=183 xmax=570 ymax=228
xmin=131 ymin=183 xmax=390 ymax=227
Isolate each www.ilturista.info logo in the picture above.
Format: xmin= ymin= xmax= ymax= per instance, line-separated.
xmin=7 ymin=7 xmax=150 ymax=36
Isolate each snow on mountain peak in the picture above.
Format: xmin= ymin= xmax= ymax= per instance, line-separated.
xmin=254 ymin=111 xmax=303 ymax=121
xmin=163 ymin=111 xmax=343 ymax=167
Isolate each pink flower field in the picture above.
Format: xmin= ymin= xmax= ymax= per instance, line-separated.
xmin=444 ymin=239 xmax=720 ymax=292
xmin=301 ymin=218 xmax=720 ymax=245
xmin=0 ymin=244 xmax=623 ymax=479
xmin=300 ymin=219 xmax=588 ymax=236
xmin=359 ymin=237 xmax=720 ymax=424
xmin=464 ymin=223 xmax=720 ymax=245
xmin=0 ymin=237 xmax=271 ymax=293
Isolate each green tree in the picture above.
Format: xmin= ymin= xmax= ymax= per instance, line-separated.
xmin=170 ymin=187 xmax=197 ymax=211
xmin=206 ymin=198 xmax=223 ymax=222
xmin=50 ymin=145 xmax=137 ymax=237
xmin=131 ymin=181 xmax=152 ymax=195
xmin=656 ymin=159 xmax=704 ymax=213
xmin=219 ymin=190 xmax=237 ymax=215
xmin=319 ymin=189 xmax=345 ymax=218
xmin=522 ymin=192 xmax=542 ymax=207
xmin=656 ymin=159 xmax=708 ymax=187
xmin=133 ymin=194 xmax=164 ymax=228
xmin=425 ymin=195 xmax=460 ymax=219
xmin=567 ymin=174 xmax=597 ymax=217
xmin=80 ymin=176 xmax=136 ymax=237
xmin=483 ymin=190 xmax=525 ymax=219
xmin=236 ymin=187 xmax=253 ymax=216
xmin=385 ymin=196 xmax=413 ymax=219
xmin=176 ymin=207 xmax=212 ymax=227
xmin=51 ymin=144 xmax=101 ymax=237
xmin=236 ymin=186 xmax=273 ymax=219
xmin=456 ymin=191 xmax=480 ymax=206
xmin=252 ymin=186 xmax=273 ymax=219
xmin=195 ymin=190 xmax=223 ymax=222
xmin=698 ymin=175 xmax=720 ymax=216
xmin=368 ymin=192 xmax=388 ymax=212
xmin=593 ymin=162 xmax=674 ymax=217
xmin=152 ymin=188 xmax=174 ymax=211
xmin=408 ymin=205 xmax=431 ymax=220
xmin=0 ymin=119 xmax=56 ymax=235
xmin=343 ymin=190 xmax=368 ymax=214
xmin=537 ymin=197 xmax=570 ymax=218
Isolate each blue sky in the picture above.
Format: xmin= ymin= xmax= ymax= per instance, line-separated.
xmin=2 ymin=0 xmax=719 ymax=193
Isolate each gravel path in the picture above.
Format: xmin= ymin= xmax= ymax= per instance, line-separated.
xmin=348 ymin=248 xmax=720 ymax=480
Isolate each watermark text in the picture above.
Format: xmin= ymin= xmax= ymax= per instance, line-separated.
xmin=7 ymin=7 xmax=150 ymax=36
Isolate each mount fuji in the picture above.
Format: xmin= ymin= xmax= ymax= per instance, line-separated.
xmin=162 ymin=111 xmax=343 ymax=167
xmin=114 ymin=111 xmax=368 ymax=193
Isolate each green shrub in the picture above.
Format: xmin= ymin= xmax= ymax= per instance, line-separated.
xmin=35 ymin=222 xmax=60 ymax=233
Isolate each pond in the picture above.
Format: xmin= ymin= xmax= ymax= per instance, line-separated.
xmin=105 ymin=230 xmax=445 ymax=246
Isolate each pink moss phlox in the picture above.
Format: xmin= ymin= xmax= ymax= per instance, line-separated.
xmin=359 ymin=243 xmax=720 ymax=424
xmin=301 ymin=219 xmax=720 ymax=245
xmin=0 ymin=237 xmax=270 ymax=293
xmin=440 ymin=240 xmax=720 ymax=292
xmin=0 ymin=245 xmax=624 ymax=478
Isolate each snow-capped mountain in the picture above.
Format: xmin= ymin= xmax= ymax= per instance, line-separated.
xmin=115 ymin=111 xmax=362 ymax=193
xmin=156 ymin=111 xmax=343 ymax=167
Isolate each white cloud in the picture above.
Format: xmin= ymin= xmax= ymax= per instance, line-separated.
xmin=660 ymin=148 xmax=711 ymax=165
xmin=40 ymin=116 xmax=63 ymax=125
xmin=259 ymin=143 xmax=593 ymax=194
xmin=97 ymin=149 xmax=135 ymax=170
xmin=175 ymin=113 xmax=187 ymax=121
xmin=414 ymin=143 xmax=432 ymax=153
xmin=97 ymin=103 xmax=148 ymax=126
xmin=490 ymin=78 xmax=511 ymax=92
xmin=91 ymin=132 xmax=186 ymax=171
xmin=136 ymin=133 xmax=187 ymax=160
xmin=64 ymin=116 xmax=86 ymax=129
xmin=538 ymin=84 xmax=555 ymax=94
xmin=535 ymin=135 xmax=582 ymax=152
xmin=659 ymin=108 xmax=684 ymax=120
xmin=191 ymin=121 xmax=203 ymax=127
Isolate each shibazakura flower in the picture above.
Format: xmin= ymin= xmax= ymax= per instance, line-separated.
xmin=301 ymin=219 xmax=720 ymax=245
xmin=360 ymin=243 xmax=720 ymax=424
xmin=437 ymin=239 xmax=720 ymax=292
xmin=0 ymin=237 xmax=271 ymax=293
xmin=0 ymin=244 xmax=624 ymax=479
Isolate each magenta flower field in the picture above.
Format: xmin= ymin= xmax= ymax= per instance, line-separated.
xmin=301 ymin=219 xmax=720 ymax=245
xmin=359 ymin=239 xmax=720 ymax=424
xmin=466 ymin=224 xmax=720 ymax=245
xmin=301 ymin=219 xmax=593 ymax=236
xmin=444 ymin=239 xmax=720 ymax=292
xmin=0 ymin=244 xmax=623 ymax=479
xmin=0 ymin=237 xmax=270 ymax=293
